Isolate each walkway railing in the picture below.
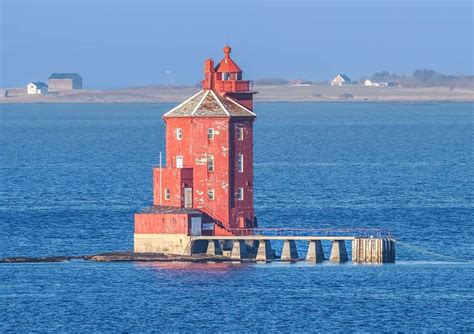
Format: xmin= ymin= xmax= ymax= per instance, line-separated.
xmin=224 ymin=227 xmax=391 ymax=238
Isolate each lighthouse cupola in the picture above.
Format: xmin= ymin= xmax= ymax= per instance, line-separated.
xmin=201 ymin=45 xmax=255 ymax=110
xmin=215 ymin=45 xmax=243 ymax=81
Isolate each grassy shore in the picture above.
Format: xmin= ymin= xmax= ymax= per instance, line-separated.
xmin=1 ymin=84 xmax=473 ymax=103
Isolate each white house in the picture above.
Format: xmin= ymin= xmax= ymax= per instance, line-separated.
xmin=364 ymin=79 xmax=380 ymax=87
xmin=27 ymin=82 xmax=48 ymax=95
xmin=331 ymin=74 xmax=351 ymax=86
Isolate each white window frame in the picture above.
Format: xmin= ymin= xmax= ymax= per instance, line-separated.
xmin=176 ymin=155 xmax=183 ymax=168
xmin=237 ymin=154 xmax=243 ymax=173
xmin=236 ymin=187 xmax=244 ymax=201
xmin=208 ymin=189 xmax=215 ymax=200
xmin=238 ymin=127 xmax=244 ymax=141
xmin=164 ymin=189 xmax=170 ymax=200
xmin=208 ymin=128 xmax=214 ymax=140
xmin=176 ymin=128 xmax=182 ymax=140
xmin=208 ymin=155 xmax=214 ymax=172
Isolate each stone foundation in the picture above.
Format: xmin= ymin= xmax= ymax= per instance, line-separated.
xmin=134 ymin=233 xmax=191 ymax=255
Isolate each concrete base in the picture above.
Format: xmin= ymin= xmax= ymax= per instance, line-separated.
xmin=206 ymin=240 xmax=223 ymax=256
xmin=256 ymin=240 xmax=274 ymax=262
xmin=384 ymin=238 xmax=396 ymax=263
xmin=330 ymin=240 xmax=349 ymax=263
xmin=222 ymin=250 xmax=232 ymax=257
xmin=230 ymin=240 xmax=248 ymax=260
xmin=306 ymin=240 xmax=325 ymax=263
xmin=134 ymin=233 xmax=190 ymax=255
xmin=281 ymin=240 xmax=299 ymax=261
xmin=352 ymin=238 xmax=395 ymax=263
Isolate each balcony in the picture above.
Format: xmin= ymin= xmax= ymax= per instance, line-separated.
xmin=215 ymin=80 xmax=253 ymax=92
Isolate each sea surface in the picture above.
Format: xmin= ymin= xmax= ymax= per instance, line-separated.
xmin=1 ymin=102 xmax=473 ymax=332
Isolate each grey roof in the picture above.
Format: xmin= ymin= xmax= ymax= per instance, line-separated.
xmin=140 ymin=206 xmax=203 ymax=215
xmin=48 ymin=73 xmax=82 ymax=80
xmin=30 ymin=81 xmax=48 ymax=88
xmin=337 ymin=74 xmax=351 ymax=81
xmin=164 ymin=90 xmax=256 ymax=118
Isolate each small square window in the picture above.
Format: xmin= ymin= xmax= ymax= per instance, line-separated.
xmin=208 ymin=128 xmax=214 ymax=139
xmin=176 ymin=156 xmax=183 ymax=168
xmin=236 ymin=187 xmax=244 ymax=201
xmin=208 ymin=189 xmax=215 ymax=200
xmin=208 ymin=155 xmax=214 ymax=172
xmin=237 ymin=154 xmax=243 ymax=173
xmin=238 ymin=128 xmax=244 ymax=141
xmin=165 ymin=189 xmax=170 ymax=200
xmin=176 ymin=128 xmax=182 ymax=140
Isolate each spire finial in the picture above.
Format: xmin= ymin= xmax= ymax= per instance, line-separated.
xmin=223 ymin=45 xmax=231 ymax=58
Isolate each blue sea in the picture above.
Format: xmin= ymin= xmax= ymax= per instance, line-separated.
xmin=1 ymin=102 xmax=473 ymax=332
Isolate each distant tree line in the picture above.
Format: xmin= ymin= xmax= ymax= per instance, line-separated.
xmin=254 ymin=78 xmax=289 ymax=86
xmin=370 ymin=69 xmax=474 ymax=88
xmin=253 ymin=70 xmax=473 ymax=88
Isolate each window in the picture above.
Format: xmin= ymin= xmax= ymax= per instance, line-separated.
xmin=164 ymin=189 xmax=170 ymax=200
xmin=208 ymin=128 xmax=214 ymax=140
xmin=236 ymin=187 xmax=244 ymax=201
xmin=208 ymin=189 xmax=215 ymax=200
xmin=207 ymin=155 xmax=214 ymax=172
xmin=223 ymin=72 xmax=229 ymax=80
xmin=176 ymin=128 xmax=182 ymax=140
xmin=237 ymin=154 xmax=243 ymax=173
xmin=238 ymin=127 xmax=244 ymax=141
xmin=176 ymin=156 xmax=183 ymax=168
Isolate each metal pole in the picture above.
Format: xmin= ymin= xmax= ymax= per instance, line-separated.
xmin=159 ymin=151 xmax=162 ymax=206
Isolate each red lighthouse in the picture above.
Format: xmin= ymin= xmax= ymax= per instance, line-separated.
xmin=134 ymin=46 xmax=257 ymax=254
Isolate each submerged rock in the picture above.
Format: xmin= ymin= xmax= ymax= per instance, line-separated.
xmin=0 ymin=251 xmax=240 ymax=263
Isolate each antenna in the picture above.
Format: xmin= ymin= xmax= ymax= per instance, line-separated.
xmin=159 ymin=152 xmax=162 ymax=206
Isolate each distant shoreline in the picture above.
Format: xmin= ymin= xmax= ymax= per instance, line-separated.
xmin=1 ymin=85 xmax=473 ymax=103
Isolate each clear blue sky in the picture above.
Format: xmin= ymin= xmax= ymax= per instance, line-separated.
xmin=1 ymin=0 xmax=472 ymax=88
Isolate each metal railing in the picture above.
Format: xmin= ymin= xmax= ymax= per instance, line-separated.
xmin=193 ymin=205 xmax=391 ymax=239
xmin=223 ymin=227 xmax=391 ymax=238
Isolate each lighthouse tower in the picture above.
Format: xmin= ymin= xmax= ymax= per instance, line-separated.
xmin=134 ymin=46 xmax=257 ymax=254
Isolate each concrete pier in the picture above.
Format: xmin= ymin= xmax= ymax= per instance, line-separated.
xmin=306 ymin=240 xmax=325 ymax=263
xmin=352 ymin=238 xmax=395 ymax=263
xmin=281 ymin=240 xmax=299 ymax=261
xmin=256 ymin=240 xmax=274 ymax=262
xmin=330 ymin=240 xmax=349 ymax=263
xmin=191 ymin=234 xmax=395 ymax=264
xmin=230 ymin=240 xmax=248 ymax=260
xmin=206 ymin=240 xmax=222 ymax=256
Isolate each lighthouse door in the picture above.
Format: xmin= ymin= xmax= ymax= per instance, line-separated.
xmin=184 ymin=188 xmax=193 ymax=208
xmin=190 ymin=217 xmax=202 ymax=236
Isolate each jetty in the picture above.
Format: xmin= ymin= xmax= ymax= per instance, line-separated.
xmin=187 ymin=228 xmax=395 ymax=263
